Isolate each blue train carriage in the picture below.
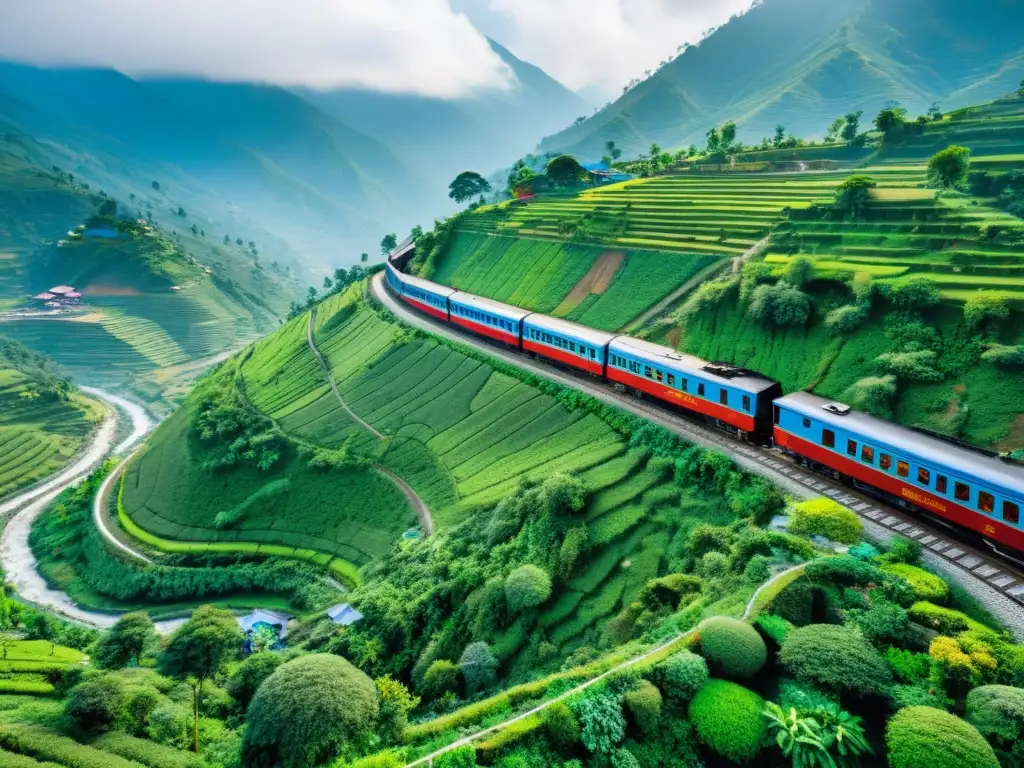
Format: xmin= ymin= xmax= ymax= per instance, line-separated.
xmin=521 ymin=314 xmax=615 ymax=376
xmin=393 ymin=271 xmax=454 ymax=321
xmin=606 ymin=336 xmax=781 ymax=441
xmin=449 ymin=292 xmax=531 ymax=347
xmin=774 ymin=391 xmax=1024 ymax=556
xmin=384 ymin=261 xmax=404 ymax=295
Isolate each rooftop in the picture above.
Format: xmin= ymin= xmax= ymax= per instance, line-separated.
xmin=327 ymin=603 xmax=364 ymax=626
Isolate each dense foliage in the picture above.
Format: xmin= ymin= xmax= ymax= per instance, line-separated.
xmin=695 ymin=617 xmax=767 ymax=680
xmin=886 ymin=706 xmax=999 ymax=768
xmin=779 ymin=624 xmax=892 ymax=696
xmin=688 ymin=680 xmax=765 ymax=763
xmin=788 ymin=498 xmax=863 ymax=544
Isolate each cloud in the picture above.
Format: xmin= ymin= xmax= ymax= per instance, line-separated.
xmin=456 ymin=0 xmax=755 ymax=101
xmin=0 ymin=0 xmax=515 ymax=98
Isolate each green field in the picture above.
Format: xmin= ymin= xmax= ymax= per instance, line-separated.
xmin=0 ymin=364 xmax=102 ymax=499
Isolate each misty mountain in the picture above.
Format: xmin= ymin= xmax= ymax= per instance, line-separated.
xmin=540 ymin=0 xmax=1024 ymax=159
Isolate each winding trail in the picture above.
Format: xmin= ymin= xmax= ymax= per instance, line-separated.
xmin=0 ymin=388 xmax=163 ymax=629
xmin=403 ymin=563 xmax=807 ymax=767
xmin=306 ymin=310 xmax=434 ymax=536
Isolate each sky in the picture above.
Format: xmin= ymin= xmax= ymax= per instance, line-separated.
xmin=1 ymin=0 xmax=754 ymax=101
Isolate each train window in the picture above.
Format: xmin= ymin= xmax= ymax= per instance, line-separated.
xmin=897 ymin=461 xmax=909 ymax=478
xmin=742 ymin=395 xmax=751 ymax=412
xmin=917 ymin=468 xmax=931 ymax=485
xmin=979 ymin=492 xmax=994 ymax=514
xmin=656 ymin=370 xmax=664 ymax=383
xmin=802 ymin=417 xmax=811 ymax=428
xmin=681 ymin=378 xmax=688 ymax=391
xmin=846 ymin=439 xmax=857 ymax=456
xmin=880 ymin=454 xmax=892 ymax=470
xmin=936 ymin=475 xmax=947 ymax=494
xmin=668 ymin=374 xmax=676 ymax=386
xmin=719 ymin=390 xmax=728 ymax=406
xmin=955 ymin=482 xmax=970 ymax=502
xmin=697 ymin=383 xmax=706 ymax=396
xmin=644 ymin=366 xmax=653 ymax=379
xmin=822 ymin=429 xmax=835 ymax=448
xmin=569 ymin=341 xmax=576 ymax=352
xmin=1004 ymin=501 xmax=1020 ymax=525
xmin=861 ymin=445 xmax=875 ymax=463
xmin=590 ymin=348 xmax=597 ymax=360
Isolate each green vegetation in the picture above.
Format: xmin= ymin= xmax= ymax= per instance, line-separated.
xmin=788 ymin=498 xmax=864 ymax=544
xmin=688 ymin=680 xmax=766 ymax=763
xmin=886 ymin=706 xmax=1000 ymax=768
xmin=0 ymin=337 xmax=103 ymax=498
xmin=693 ymin=617 xmax=767 ymax=680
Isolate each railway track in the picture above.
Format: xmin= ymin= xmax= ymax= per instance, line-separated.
xmin=371 ymin=273 xmax=1024 ymax=614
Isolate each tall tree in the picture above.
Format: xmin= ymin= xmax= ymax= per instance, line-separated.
xmin=825 ymin=117 xmax=845 ymax=143
xmin=706 ymin=127 xmax=721 ymax=153
xmin=874 ymin=106 xmax=908 ymax=141
xmin=605 ymin=140 xmax=622 ymax=160
xmin=93 ymin=613 xmax=157 ymax=669
xmin=773 ymin=125 xmax=787 ymax=148
xmin=833 ymin=175 xmax=877 ymax=218
xmin=159 ymin=605 xmax=241 ymax=753
xmin=842 ymin=110 xmax=864 ymax=143
xmin=720 ymin=121 xmax=737 ymax=149
xmin=928 ymin=145 xmax=971 ymax=189
xmin=360 ymin=252 xmax=369 ymax=263
xmin=546 ymin=155 xmax=586 ymax=187
xmin=448 ymin=171 xmax=491 ymax=204
xmin=379 ymin=233 xmax=398 ymax=257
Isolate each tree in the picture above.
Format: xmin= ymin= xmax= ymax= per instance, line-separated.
xmin=65 ymin=674 xmax=128 ymax=733
xmin=152 ymin=181 xmax=160 ymax=191
xmin=380 ymin=234 xmax=398 ymax=257
xmin=964 ymin=293 xmax=1010 ymax=330
xmin=887 ymin=706 xmax=999 ymax=768
xmin=24 ymin=612 xmax=57 ymax=654
xmin=874 ymin=106 xmax=908 ymax=139
xmin=546 ymin=155 xmax=586 ymax=187
xmin=160 ymin=605 xmax=242 ymax=752
xmin=648 ymin=143 xmax=662 ymax=161
xmin=422 ymin=660 xmax=460 ymax=699
xmin=448 ymin=171 xmax=491 ymax=204
xmin=706 ymin=127 xmax=721 ymax=153
xmin=504 ymin=565 xmax=552 ymax=613
xmin=177 ymin=206 xmax=186 ymax=217
xmin=928 ymin=102 xmax=943 ymax=121
xmin=227 ymin=652 xmax=284 ymax=709
xmin=322 ymin=276 xmax=333 ymax=293
xmin=1018 ymin=79 xmax=1024 ymax=98
xmin=573 ymin=689 xmax=626 ymax=757
xmin=93 ymin=612 xmax=157 ymax=669
xmin=965 ymin=685 xmax=1024 ymax=767
xmin=360 ymin=252 xmax=369 ymax=263
xmin=696 ymin=616 xmax=767 ymax=679
xmin=825 ymin=117 xmax=845 ymax=143
xmin=928 ymin=145 xmax=971 ymax=189
xmin=833 ymin=174 xmax=877 ymax=218
xmin=779 ymin=624 xmax=892 ymax=696
xmin=243 ymin=654 xmax=379 ymax=768
xmin=720 ymin=121 xmax=737 ymax=148
xmin=748 ymin=281 xmax=810 ymax=327
xmin=459 ymin=642 xmax=497 ymax=695
xmin=655 ymin=650 xmax=708 ymax=702
xmin=306 ymin=286 xmax=318 ymax=307
xmin=376 ymin=676 xmax=419 ymax=745
xmin=624 ymin=680 xmax=662 ymax=737
xmin=605 ymin=140 xmax=622 ymax=160
xmin=785 ymin=256 xmax=814 ymax=288
xmin=224 ymin=235 xmax=231 ymax=245
xmin=774 ymin=124 xmax=787 ymax=148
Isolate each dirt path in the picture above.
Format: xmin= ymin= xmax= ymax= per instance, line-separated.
xmin=306 ymin=310 xmax=434 ymax=536
xmin=403 ymin=563 xmax=806 ymax=767
xmin=553 ymin=250 xmax=624 ymax=315
xmin=92 ymin=452 xmax=152 ymax=565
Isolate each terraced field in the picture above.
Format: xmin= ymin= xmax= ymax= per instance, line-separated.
xmin=0 ymin=369 xmax=101 ymax=498
xmin=0 ymin=640 xmax=86 ymax=697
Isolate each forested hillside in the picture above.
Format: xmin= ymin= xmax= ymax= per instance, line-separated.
xmin=541 ymin=0 xmax=1024 ymax=158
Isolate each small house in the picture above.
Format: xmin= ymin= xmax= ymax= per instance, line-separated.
xmin=326 ymin=603 xmax=363 ymax=626
xmin=32 ymin=292 xmax=56 ymax=302
xmin=49 ymin=286 xmax=75 ymax=296
xmin=238 ymin=609 xmax=292 ymax=639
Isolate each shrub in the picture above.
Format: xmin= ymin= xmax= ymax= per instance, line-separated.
xmin=788 ymin=498 xmax=862 ymax=544
xmin=744 ymin=555 xmax=772 ymax=584
xmin=768 ymin=579 xmax=814 ymax=625
xmin=844 ymin=374 xmax=898 ymax=416
xmin=805 ymin=556 xmax=880 ymax=587
xmin=65 ymin=675 xmax=128 ymax=733
xmin=422 ymin=660 xmax=461 ymax=700
xmin=653 ymin=650 xmax=708 ymax=702
xmin=688 ymin=680 xmax=766 ymax=763
xmin=755 ymin=614 xmax=790 ymax=647
xmin=748 ymin=281 xmax=810 ymax=327
xmin=504 ymin=566 xmax=552 ymax=614
xmin=696 ymin=617 xmax=767 ymax=680
xmin=908 ymin=602 xmax=997 ymax=640
xmin=848 ymin=600 xmax=917 ymax=647
xmin=227 ymin=652 xmax=284 ymax=709
xmin=882 ymin=538 xmax=923 ymax=565
xmin=542 ymin=701 xmax=580 ymax=751
xmin=965 ymin=685 xmax=1024 ymax=767
xmin=777 ymin=678 xmax=837 ymax=712
xmin=623 ymin=680 xmax=662 ymax=736
xmin=459 ymin=642 xmax=498 ymax=695
xmin=825 ymin=303 xmax=868 ymax=334
xmin=882 ymin=564 xmax=950 ymax=604
xmin=885 ymin=648 xmax=933 ymax=685
xmin=572 ymin=689 xmax=625 ymax=757
xmin=91 ymin=732 xmax=204 ymax=768
xmin=889 ymin=684 xmax=953 ymax=712
xmin=886 ymin=706 xmax=999 ymax=768
xmin=242 ymin=654 xmax=379 ymax=768
xmin=695 ymin=551 xmax=729 ymax=579
xmin=964 ymin=294 xmax=1010 ymax=330
xmin=434 ymin=746 xmax=477 ymax=768
xmin=779 ymin=624 xmax=892 ymax=696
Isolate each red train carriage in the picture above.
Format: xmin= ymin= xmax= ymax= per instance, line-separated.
xmin=775 ymin=391 xmax=1024 ymax=555
xmin=607 ymin=336 xmax=780 ymax=441
xmin=521 ymin=314 xmax=614 ymax=376
xmin=449 ymin=292 xmax=530 ymax=347
xmin=395 ymin=271 xmax=453 ymax=321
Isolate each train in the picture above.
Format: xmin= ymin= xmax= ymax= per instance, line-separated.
xmin=384 ymin=261 xmax=1024 ymax=558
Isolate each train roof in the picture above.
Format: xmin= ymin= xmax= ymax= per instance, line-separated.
xmin=450 ymin=292 xmax=532 ymax=322
xmin=398 ymin=271 xmax=456 ymax=298
xmin=523 ymin=313 xmax=618 ymax=348
xmin=610 ymin=336 xmax=780 ymax=395
xmin=776 ymin=391 xmax=1024 ymax=495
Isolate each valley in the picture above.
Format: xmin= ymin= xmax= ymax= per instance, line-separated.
xmin=1 ymin=2 xmax=1024 ymax=768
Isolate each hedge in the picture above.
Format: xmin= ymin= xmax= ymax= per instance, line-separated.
xmin=907 ymin=603 xmax=999 ymax=641
xmin=0 ymin=725 xmax=141 ymax=768
xmin=882 ymin=564 xmax=950 ymax=604
xmin=0 ymin=680 xmax=55 ymax=697
xmin=653 ymin=650 xmax=708 ymax=702
xmin=788 ymin=498 xmax=863 ymax=544
xmin=964 ymin=685 xmax=1024 ymax=766
xmin=90 ymin=733 xmax=203 ymax=768
xmin=778 ymin=624 xmax=892 ymax=696
xmin=695 ymin=617 xmax=767 ymax=680
xmin=0 ymin=749 xmax=64 ymax=768
xmin=886 ymin=706 xmax=999 ymax=768
xmin=688 ymin=680 xmax=766 ymax=763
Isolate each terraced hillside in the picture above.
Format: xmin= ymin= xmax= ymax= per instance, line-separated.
xmin=0 ymin=337 xmax=102 ymax=499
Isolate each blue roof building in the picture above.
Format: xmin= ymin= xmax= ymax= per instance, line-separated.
xmin=327 ymin=603 xmax=364 ymax=626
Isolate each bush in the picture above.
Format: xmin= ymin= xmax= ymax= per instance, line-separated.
xmin=881 ymin=564 xmax=949 ymax=603
xmin=788 ymin=498 xmax=863 ymax=544
xmin=695 ymin=551 xmax=729 ymax=579
xmin=227 ymin=652 xmax=284 ymax=709
xmin=696 ymin=617 xmax=767 ymax=680
xmin=0 ymin=723 xmax=141 ymax=768
xmin=886 ymin=706 xmax=999 ymax=768
xmin=459 ymin=642 xmax=497 ymax=695
xmin=886 ymin=648 xmax=932 ymax=685
xmin=805 ymin=556 xmax=881 ymax=587
xmin=748 ymin=281 xmax=810 ymax=327
xmin=908 ymin=602 xmax=997 ymax=640
xmin=848 ymin=600 xmax=917 ymax=647
xmin=890 ymin=684 xmax=953 ymax=712
xmin=653 ymin=650 xmax=708 ymax=702
xmin=779 ymin=624 xmax=892 ymax=696
xmin=755 ymin=614 xmax=790 ymax=647
xmin=91 ymin=732 xmax=204 ymax=768
xmin=504 ymin=566 xmax=552 ymax=614
xmin=623 ymin=680 xmax=662 ymax=736
xmin=769 ymin=579 xmax=814 ymax=625
xmin=572 ymin=689 xmax=625 ymax=757
xmin=964 ymin=294 xmax=1010 ymax=330
xmin=965 ymin=685 xmax=1024 ymax=767
xmin=242 ymin=654 xmax=379 ymax=768
xmin=883 ymin=538 xmax=923 ymax=565
xmin=542 ymin=702 xmax=580 ymax=751
xmin=688 ymin=680 xmax=766 ymax=763
xmin=422 ymin=660 xmax=461 ymax=699
xmin=65 ymin=675 xmax=128 ymax=733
